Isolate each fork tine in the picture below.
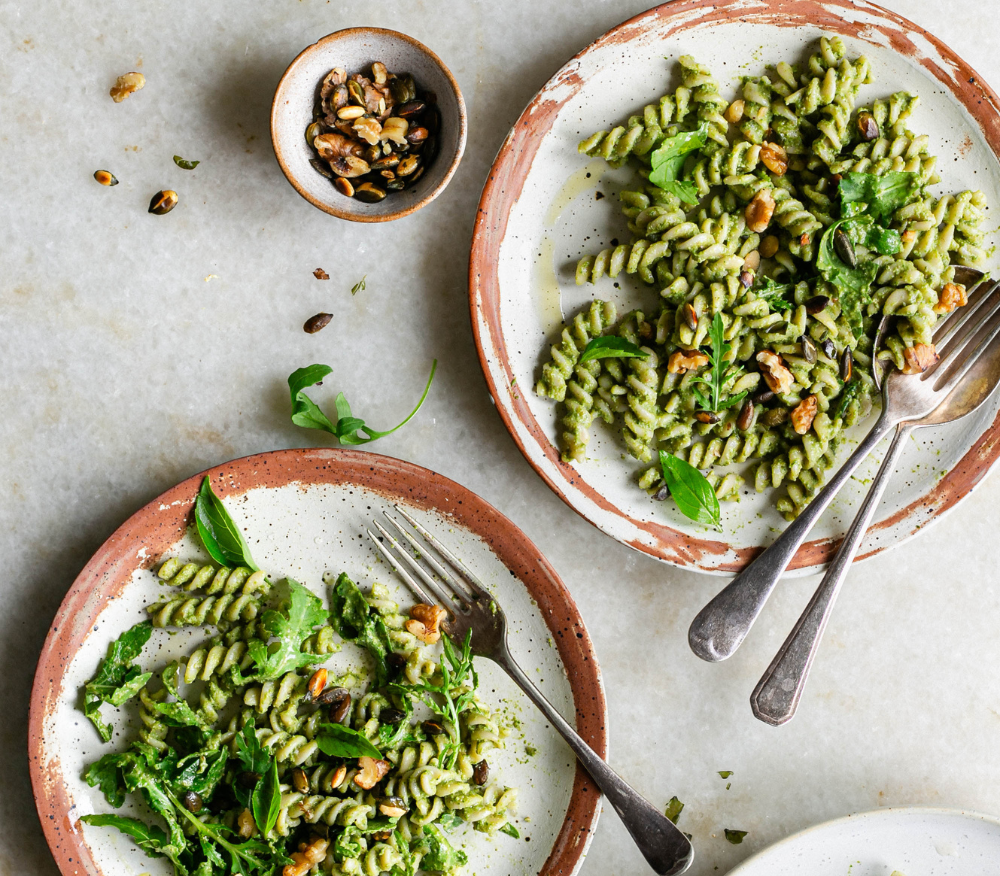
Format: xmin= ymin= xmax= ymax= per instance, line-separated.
xmin=370 ymin=520 xmax=468 ymax=612
xmin=381 ymin=513 xmax=476 ymax=601
xmin=933 ymin=277 xmax=994 ymax=341
xmin=928 ymin=283 xmax=1000 ymax=379
xmin=366 ymin=528 xmax=435 ymax=605
xmin=933 ymin=302 xmax=1000 ymax=397
xmin=926 ymin=280 xmax=1000 ymax=370
xmin=393 ymin=505 xmax=495 ymax=601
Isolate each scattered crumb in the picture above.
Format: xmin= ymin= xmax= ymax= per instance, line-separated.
xmin=313 ymin=268 xmax=330 ymax=280
xmin=110 ymin=71 xmax=145 ymax=102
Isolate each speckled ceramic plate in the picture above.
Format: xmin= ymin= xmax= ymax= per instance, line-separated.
xmin=728 ymin=806 xmax=1000 ymax=875
xmin=470 ymin=0 xmax=1000 ymax=575
xmin=28 ymin=448 xmax=606 ymax=876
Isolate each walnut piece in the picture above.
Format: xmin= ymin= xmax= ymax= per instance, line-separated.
xmin=667 ymin=350 xmax=710 ymax=374
xmin=724 ymin=100 xmax=745 ymax=124
xmin=353 ymin=756 xmax=391 ymax=790
xmin=405 ymin=603 xmax=447 ymax=644
xmin=791 ymin=395 xmax=819 ymax=435
xmin=902 ymin=343 xmax=939 ymax=374
xmin=314 ymin=132 xmax=364 ymax=161
xmin=110 ymin=72 xmax=145 ymax=102
xmin=745 ymin=190 xmax=776 ymax=233
xmin=759 ymin=142 xmax=788 ymax=176
xmin=933 ymin=282 xmax=968 ymax=314
xmin=283 ymin=837 xmax=330 ymax=876
xmin=756 ymin=350 xmax=794 ymax=394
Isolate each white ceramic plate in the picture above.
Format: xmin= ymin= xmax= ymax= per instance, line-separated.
xmin=29 ymin=449 xmax=606 ymax=876
xmin=729 ymin=806 xmax=1000 ymax=875
xmin=470 ymin=0 xmax=1000 ymax=574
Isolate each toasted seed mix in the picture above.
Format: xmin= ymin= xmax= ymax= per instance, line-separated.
xmin=306 ymin=62 xmax=438 ymax=201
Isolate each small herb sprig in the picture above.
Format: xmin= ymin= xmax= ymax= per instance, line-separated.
xmin=691 ymin=313 xmax=746 ymax=414
xmin=351 ymin=275 xmax=367 ymax=296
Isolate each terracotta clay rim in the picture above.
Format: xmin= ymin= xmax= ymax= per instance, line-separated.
xmin=469 ymin=0 xmax=1000 ymax=574
xmin=270 ymin=27 xmax=468 ymax=222
xmin=28 ymin=448 xmax=605 ymax=876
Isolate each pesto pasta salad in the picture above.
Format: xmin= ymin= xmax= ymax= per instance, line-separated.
xmin=536 ymin=35 xmax=992 ymax=521
xmin=77 ymin=480 xmax=517 ymax=876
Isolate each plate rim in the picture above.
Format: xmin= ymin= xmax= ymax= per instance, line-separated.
xmin=468 ymin=0 xmax=1000 ymax=575
xmin=27 ymin=447 xmax=607 ymax=876
xmin=726 ymin=804 xmax=1000 ymax=874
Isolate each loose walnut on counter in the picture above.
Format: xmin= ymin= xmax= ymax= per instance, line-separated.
xmin=902 ymin=343 xmax=940 ymax=374
xmin=791 ymin=395 xmax=819 ymax=435
xmin=756 ymin=350 xmax=794 ymax=394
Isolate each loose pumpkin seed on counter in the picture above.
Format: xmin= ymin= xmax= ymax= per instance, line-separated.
xmin=304 ymin=61 xmax=440 ymax=202
xmin=93 ymin=170 xmax=118 ymax=186
xmin=147 ymin=189 xmax=178 ymax=215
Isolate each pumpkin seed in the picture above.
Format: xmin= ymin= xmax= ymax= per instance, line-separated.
xmin=148 ymin=190 xmax=178 ymax=215
xmin=840 ymin=348 xmax=853 ymax=382
xmin=736 ymin=399 xmax=755 ymax=431
xmin=857 ymin=112 xmax=879 ymax=142
xmin=802 ymin=335 xmax=817 ymax=364
xmin=390 ymin=74 xmax=416 ymax=104
xmin=354 ymin=182 xmax=386 ymax=203
xmin=310 ymin=158 xmax=334 ymax=180
xmin=805 ymin=295 xmax=830 ymax=314
xmin=397 ymin=156 xmax=420 ymax=177
xmin=94 ymin=170 xmax=118 ymax=186
xmin=833 ymin=228 xmax=857 ymax=268
xmin=333 ymin=178 xmax=354 ymax=197
xmin=347 ymin=80 xmax=366 ymax=106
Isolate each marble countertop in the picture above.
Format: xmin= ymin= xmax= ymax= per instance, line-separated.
xmin=4 ymin=1 xmax=1000 ymax=874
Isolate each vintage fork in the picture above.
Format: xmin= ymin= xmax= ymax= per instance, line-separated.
xmin=367 ymin=506 xmax=694 ymax=876
xmin=689 ymin=271 xmax=998 ymax=664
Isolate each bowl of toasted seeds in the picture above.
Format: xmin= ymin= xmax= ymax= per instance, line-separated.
xmin=271 ymin=28 xmax=467 ymax=221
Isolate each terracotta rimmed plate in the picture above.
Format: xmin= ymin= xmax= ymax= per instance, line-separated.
xmin=28 ymin=448 xmax=605 ymax=876
xmin=469 ymin=0 xmax=1000 ymax=575
xmin=728 ymin=806 xmax=1000 ymax=875
xmin=271 ymin=28 xmax=467 ymax=222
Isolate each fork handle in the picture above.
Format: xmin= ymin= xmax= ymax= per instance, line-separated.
xmin=687 ymin=408 xmax=898 ymax=663
xmin=750 ymin=421 xmax=913 ymax=725
xmin=496 ymin=645 xmax=694 ymax=875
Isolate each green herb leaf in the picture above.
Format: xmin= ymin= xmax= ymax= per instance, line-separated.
xmin=351 ymin=275 xmax=367 ymax=295
xmin=243 ymin=579 xmax=327 ymax=681
xmin=664 ymin=796 xmax=685 ymax=824
xmin=499 ymin=822 xmax=520 ymax=839
xmin=172 ymin=749 xmax=227 ymax=799
xmin=839 ymin=171 xmax=920 ymax=221
xmin=718 ymin=770 xmax=733 ymax=779
xmin=234 ymin=722 xmax=271 ymax=776
xmin=155 ymin=699 xmax=209 ymax=729
xmin=437 ymin=812 xmax=463 ymax=831
xmin=173 ymin=155 xmax=200 ymax=170
xmin=725 ymin=828 xmax=748 ymax=845
xmin=753 ymin=276 xmax=794 ymax=312
xmin=314 ymin=722 xmax=383 ymax=759
xmin=251 ymin=758 xmax=280 ymax=836
xmin=656 ymin=179 xmax=700 ymax=205
xmin=419 ymin=824 xmax=469 ymax=871
xmin=691 ymin=312 xmax=747 ymax=413
xmin=79 ymin=814 xmax=170 ymax=857
xmin=334 ymin=826 xmax=366 ymax=862
xmin=659 ymin=450 xmax=721 ymax=528
xmin=83 ymin=621 xmax=154 ymax=742
xmin=817 ymin=220 xmax=878 ymax=336
xmin=193 ymin=476 xmax=259 ymax=571
xmin=287 ymin=360 xmax=436 ymax=446
xmin=84 ymin=753 xmax=131 ymax=808
xmin=648 ymin=125 xmax=708 ymax=202
xmin=842 ymin=214 xmax=901 ymax=255
xmin=328 ymin=572 xmax=393 ymax=685
xmin=834 ymin=378 xmax=860 ymax=420
xmin=578 ymin=336 xmax=650 ymax=363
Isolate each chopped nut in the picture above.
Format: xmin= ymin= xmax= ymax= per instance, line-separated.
xmin=314 ymin=132 xmax=365 ymax=160
xmin=353 ymin=116 xmax=383 ymax=145
xmin=933 ymin=282 xmax=968 ymax=314
xmin=667 ymin=350 xmax=710 ymax=374
xmin=313 ymin=268 xmax=330 ymax=280
xmin=337 ymin=105 xmax=366 ymax=121
xmin=110 ymin=72 xmax=145 ymax=102
xmin=353 ymin=756 xmax=391 ymax=790
xmin=307 ymin=668 xmax=328 ymax=698
xmin=94 ymin=170 xmax=118 ymax=186
xmin=682 ymin=302 xmax=699 ymax=332
xmin=405 ymin=604 xmax=447 ymax=644
xmin=380 ymin=117 xmax=409 ymax=146
xmin=857 ymin=111 xmax=880 ymax=142
xmin=724 ymin=99 xmax=745 ymax=124
xmin=329 ymin=156 xmax=371 ymax=178
xmin=759 ymin=235 xmax=780 ymax=258
xmin=902 ymin=343 xmax=939 ymax=374
xmin=791 ymin=395 xmax=818 ymax=435
xmin=901 ymin=229 xmax=916 ymax=246
xmin=371 ymin=62 xmax=388 ymax=87
xmin=799 ymin=232 xmax=811 ymax=246
xmin=378 ymin=796 xmax=408 ymax=818
xmin=323 ymin=763 xmax=347 ymax=789
xmin=759 ymin=142 xmax=788 ymax=176
xmin=743 ymin=250 xmax=761 ymax=273
xmin=283 ymin=837 xmax=330 ymax=876
xmin=756 ymin=350 xmax=794 ymax=394
xmin=237 ymin=808 xmax=256 ymax=839
xmin=745 ymin=189 xmax=776 ymax=233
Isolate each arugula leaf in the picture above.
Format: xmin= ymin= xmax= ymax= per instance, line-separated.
xmin=753 ymin=276 xmax=794 ymax=312
xmin=314 ymin=722 xmax=383 ymax=759
xmin=649 ymin=124 xmax=709 ymax=202
xmin=79 ymin=814 xmax=170 ymax=857
xmin=288 ymin=360 xmax=437 ymax=446
xmin=499 ymin=822 xmax=520 ymax=839
xmin=334 ymin=827 xmax=366 ymax=863
xmin=578 ymin=336 xmax=650 ymax=364
xmin=155 ymin=661 xmax=209 ymax=730
xmin=234 ymin=722 xmax=271 ymax=775
xmin=173 ymin=156 xmax=200 ymax=170
xmin=842 ymin=214 xmax=901 ymax=256
xmin=83 ymin=621 xmax=154 ymax=742
xmin=251 ymin=758 xmax=280 ymax=836
xmin=659 ymin=451 xmax=721 ymax=528
xmin=243 ymin=579 xmax=327 ymax=681
xmin=419 ymin=824 xmax=469 ymax=871
xmin=328 ymin=573 xmax=393 ymax=685
xmin=724 ymin=828 xmax=748 ymax=845
xmin=664 ymin=796 xmax=685 ymax=824
xmin=839 ymin=171 xmax=919 ymax=220
xmin=834 ymin=379 xmax=860 ymax=420
xmin=377 ymin=694 xmax=416 ymax=750
xmin=194 ymin=476 xmax=259 ymax=571
xmin=817 ymin=220 xmax=878 ymax=336
xmin=172 ymin=749 xmax=227 ymax=799
xmin=691 ymin=312 xmax=747 ymax=413
xmin=84 ymin=752 xmax=131 ymax=808
xmin=116 ymin=754 xmax=190 ymax=870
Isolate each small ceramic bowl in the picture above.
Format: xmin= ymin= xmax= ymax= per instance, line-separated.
xmin=271 ymin=28 xmax=467 ymax=222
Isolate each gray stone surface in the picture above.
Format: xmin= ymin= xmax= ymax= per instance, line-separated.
xmin=2 ymin=1 xmax=998 ymax=874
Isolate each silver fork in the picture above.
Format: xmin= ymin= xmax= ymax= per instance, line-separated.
xmin=689 ymin=270 xmax=997 ymax=664
xmin=367 ymin=506 xmax=694 ymax=876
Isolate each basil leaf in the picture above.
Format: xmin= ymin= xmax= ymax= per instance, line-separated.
xmin=79 ymin=814 xmax=170 ymax=857
xmin=659 ymin=451 xmax=721 ymax=528
xmin=816 ymin=220 xmax=878 ymax=336
xmin=578 ymin=336 xmax=650 ymax=363
xmin=83 ymin=621 xmax=154 ymax=742
xmin=173 ymin=155 xmax=200 ymax=170
xmin=315 ymin=722 xmax=383 ymax=759
xmin=329 ymin=572 xmax=392 ymax=685
xmin=839 ymin=171 xmax=919 ymax=220
xmin=655 ymin=179 xmax=700 ymax=205
xmin=193 ymin=476 xmax=259 ymax=571
xmin=251 ymin=758 xmax=280 ymax=836
xmin=648 ymin=124 xmax=708 ymax=200
xmin=724 ymin=828 xmax=748 ymax=845
xmin=664 ymin=796 xmax=685 ymax=824
xmin=243 ymin=579 xmax=327 ymax=681
xmin=499 ymin=822 xmax=520 ymax=839
xmin=234 ymin=721 xmax=271 ymax=776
